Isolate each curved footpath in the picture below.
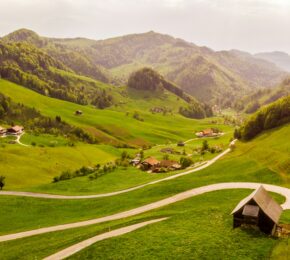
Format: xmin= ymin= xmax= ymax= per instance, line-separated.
xmin=0 ymin=144 xmax=235 ymax=199
xmin=0 ymin=182 xmax=289 ymax=243
xmin=43 ymin=217 xmax=168 ymax=260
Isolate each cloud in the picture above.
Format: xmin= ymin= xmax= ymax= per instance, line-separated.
xmin=0 ymin=0 xmax=289 ymax=53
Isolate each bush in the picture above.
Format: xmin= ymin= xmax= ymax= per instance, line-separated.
xmin=180 ymin=157 xmax=193 ymax=168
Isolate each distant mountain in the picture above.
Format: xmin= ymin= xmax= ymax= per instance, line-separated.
xmin=2 ymin=29 xmax=110 ymax=83
xmin=255 ymin=51 xmax=290 ymax=72
xmin=85 ymin=31 xmax=287 ymax=106
xmin=1 ymin=29 xmax=288 ymax=107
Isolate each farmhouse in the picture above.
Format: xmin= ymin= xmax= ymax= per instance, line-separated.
xmin=141 ymin=157 xmax=160 ymax=170
xmin=196 ymin=128 xmax=215 ymax=137
xmin=0 ymin=126 xmax=6 ymax=136
xmin=231 ymin=186 xmax=282 ymax=235
xmin=7 ymin=125 xmax=24 ymax=135
xmin=153 ymin=160 xmax=181 ymax=173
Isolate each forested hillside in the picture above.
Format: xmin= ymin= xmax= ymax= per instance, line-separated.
xmin=88 ymin=31 xmax=287 ymax=106
xmin=2 ymin=29 xmax=287 ymax=107
xmin=2 ymin=29 xmax=110 ymax=83
xmin=237 ymin=95 xmax=290 ymax=140
xmin=128 ymin=67 xmax=212 ymax=118
xmin=235 ymin=77 xmax=290 ymax=113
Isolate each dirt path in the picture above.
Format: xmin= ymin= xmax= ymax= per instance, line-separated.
xmin=15 ymin=132 xmax=30 ymax=147
xmin=0 ymin=142 xmax=235 ymax=199
xmin=43 ymin=217 xmax=167 ymax=260
xmin=0 ymin=182 xmax=289 ymax=243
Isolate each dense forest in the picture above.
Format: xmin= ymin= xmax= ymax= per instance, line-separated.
xmin=237 ymin=95 xmax=290 ymax=140
xmin=0 ymin=93 xmax=94 ymax=143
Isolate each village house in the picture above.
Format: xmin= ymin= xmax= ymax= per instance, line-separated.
xmin=141 ymin=157 xmax=160 ymax=171
xmin=0 ymin=126 xmax=6 ymax=136
xmin=7 ymin=125 xmax=24 ymax=135
xmin=152 ymin=160 xmax=181 ymax=173
xmin=231 ymin=186 xmax=282 ymax=235
xmin=196 ymin=128 xmax=220 ymax=138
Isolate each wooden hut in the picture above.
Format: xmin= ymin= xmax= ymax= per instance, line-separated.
xmin=75 ymin=110 xmax=83 ymax=116
xmin=231 ymin=186 xmax=282 ymax=235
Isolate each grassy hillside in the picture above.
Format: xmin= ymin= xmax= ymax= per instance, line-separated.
xmin=0 ymin=79 xmax=219 ymax=146
xmin=0 ymin=123 xmax=289 ymax=259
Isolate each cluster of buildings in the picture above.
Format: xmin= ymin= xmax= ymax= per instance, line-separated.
xmin=0 ymin=125 xmax=24 ymax=136
xmin=131 ymin=156 xmax=181 ymax=173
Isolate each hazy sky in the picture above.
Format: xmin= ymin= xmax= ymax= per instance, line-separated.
xmin=0 ymin=0 xmax=290 ymax=53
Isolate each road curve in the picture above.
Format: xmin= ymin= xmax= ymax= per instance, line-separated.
xmin=43 ymin=217 xmax=168 ymax=260
xmin=0 ymin=182 xmax=289 ymax=243
xmin=0 ymin=144 xmax=234 ymax=199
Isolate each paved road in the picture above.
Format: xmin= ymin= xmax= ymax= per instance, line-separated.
xmin=0 ymin=182 xmax=289 ymax=243
xmin=43 ymin=217 xmax=167 ymax=260
xmin=0 ymin=143 xmax=235 ymax=199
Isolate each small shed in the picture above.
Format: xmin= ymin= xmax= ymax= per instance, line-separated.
xmin=75 ymin=110 xmax=83 ymax=116
xmin=231 ymin=186 xmax=283 ymax=235
xmin=177 ymin=141 xmax=185 ymax=147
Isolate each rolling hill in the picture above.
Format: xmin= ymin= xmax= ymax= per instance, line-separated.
xmin=0 ymin=79 xmax=217 ymax=146
xmin=2 ymin=29 xmax=288 ymax=107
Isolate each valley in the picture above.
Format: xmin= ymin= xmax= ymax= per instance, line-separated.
xmin=0 ymin=26 xmax=289 ymax=260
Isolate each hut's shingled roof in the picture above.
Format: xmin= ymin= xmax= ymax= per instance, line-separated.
xmin=231 ymin=186 xmax=282 ymax=224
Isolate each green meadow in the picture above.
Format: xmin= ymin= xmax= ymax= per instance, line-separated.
xmin=0 ymin=79 xmax=210 ymax=146
xmin=0 ymin=79 xmax=289 ymax=259
xmin=0 ymin=190 xmax=288 ymax=260
xmin=0 ymin=124 xmax=288 ymax=236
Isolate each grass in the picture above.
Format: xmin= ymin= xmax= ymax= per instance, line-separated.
xmin=0 ymin=125 xmax=289 ymax=259
xmin=0 ymin=144 xmax=283 ymax=235
xmin=0 ymin=142 xmax=118 ymax=189
xmin=0 ymin=79 xmax=232 ymax=146
xmin=20 ymin=133 xmax=69 ymax=147
xmin=0 ymin=125 xmax=288 ymax=235
xmin=0 ymin=190 xmax=286 ymax=260
xmin=27 ymin=166 xmax=181 ymax=195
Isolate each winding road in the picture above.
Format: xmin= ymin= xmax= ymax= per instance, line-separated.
xmin=43 ymin=217 xmax=168 ymax=260
xmin=0 ymin=182 xmax=289 ymax=243
xmin=0 ymin=143 xmax=234 ymax=199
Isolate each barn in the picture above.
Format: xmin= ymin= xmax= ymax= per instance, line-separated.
xmin=231 ymin=186 xmax=282 ymax=235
